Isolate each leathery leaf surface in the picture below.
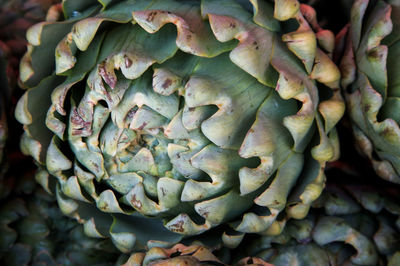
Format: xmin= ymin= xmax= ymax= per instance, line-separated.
xmin=16 ymin=0 xmax=344 ymax=252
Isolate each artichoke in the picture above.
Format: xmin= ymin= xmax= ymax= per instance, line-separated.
xmin=339 ymin=0 xmax=400 ymax=183
xmin=239 ymin=180 xmax=400 ymax=266
xmin=16 ymin=0 xmax=344 ymax=252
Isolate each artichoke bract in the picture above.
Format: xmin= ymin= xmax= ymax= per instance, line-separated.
xmin=339 ymin=0 xmax=400 ymax=183
xmin=16 ymin=0 xmax=344 ymax=252
xmin=122 ymin=244 xmax=273 ymax=266
xmin=122 ymin=244 xmax=225 ymax=266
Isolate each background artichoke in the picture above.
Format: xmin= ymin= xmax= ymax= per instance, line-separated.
xmin=16 ymin=0 xmax=344 ymax=252
xmin=0 ymin=48 xmax=8 ymax=178
xmin=0 ymin=173 xmax=120 ymax=266
xmin=234 ymin=172 xmax=400 ymax=266
xmin=339 ymin=0 xmax=400 ymax=183
xmin=0 ymin=0 xmax=61 ymax=192
xmin=0 ymin=0 xmax=60 ymax=89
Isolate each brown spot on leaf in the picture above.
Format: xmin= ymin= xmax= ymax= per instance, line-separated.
xmin=72 ymin=129 xmax=83 ymax=135
xmin=186 ymin=34 xmax=192 ymax=41
xmin=124 ymin=56 xmax=132 ymax=68
xmin=252 ymin=41 xmax=259 ymax=50
xmin=382 ymin=127 xmax=394 ymax=136
xmin=197 ymin=207 xmax=209 ymax=218
xmin=161 ymin=187 xmax=166 ymax=197
xmin=98 ymin=62 xmax=117 ymax=89
xmin=71 ymin=108 xmax=91 ymax=136
xmin=188 ymin=107 xmax=195 ymax=112
xmin=100 ymin=202 xmax=108 ymax=210
xmin=93 ymin=163 xmax=99 ymax=172
xmin=146 ymin=11 xmax=157 ymax=22
xmin=368 ymin=49 xmax=384 ymax=60
xmin=137 ymin=122 xmax=148 ymax=130
xmin=127 ymin=109 xmax=137 ymax=119
xmin=162 ymin=78 xmax=172 ymax=89
xmin=131 ymin=195 xmax=142 ymax=209
xmin=229 ymin=22 xmax=236 ymax=28
xmin=170 ymin=220 xmax=185 ymax=233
